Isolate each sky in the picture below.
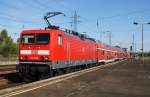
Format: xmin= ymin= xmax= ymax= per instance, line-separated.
xmin=0 ymin=0 xmax=150 ymax=52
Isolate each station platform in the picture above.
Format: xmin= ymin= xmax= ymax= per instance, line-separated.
xmin=9 ymin=59 xmax=150 ymax=97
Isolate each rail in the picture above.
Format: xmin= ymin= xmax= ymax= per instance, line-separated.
xmin=0 ymin=64 xmax=17 ymax=75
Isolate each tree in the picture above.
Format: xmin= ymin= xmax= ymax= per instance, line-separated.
xmin=1 ymin=29 xmax=8 ymax=39
xmin=0 ymin=29 xmax=19 ymax=57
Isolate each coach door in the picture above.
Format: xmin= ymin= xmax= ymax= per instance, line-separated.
xmin=66 ymin=42 xmax=71 ymax=65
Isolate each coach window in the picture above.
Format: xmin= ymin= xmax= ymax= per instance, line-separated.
xmin=58 ymin=35 xmax=62 ymax=45
xmin=101 ymin=50 xmax=105 ymax=55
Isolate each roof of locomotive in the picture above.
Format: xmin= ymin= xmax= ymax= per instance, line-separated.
xmin=64 ymin=30 xmax=96 ymax=42
xmin=21 ymin=29 xmax=96 ymax=42
xmin=21 ymin=29 xmax=61 ymax=34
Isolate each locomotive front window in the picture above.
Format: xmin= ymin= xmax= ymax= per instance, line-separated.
xmin=22 ymin=34 xmax=35 ymax=44
xmin=22 ymin=34 xmax=50 ymax=44
xmin=36 ymin=34 xmax=50 ymax=44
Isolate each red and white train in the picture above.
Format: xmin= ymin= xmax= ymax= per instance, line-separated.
xmin=17 ymin=29 xmax=129 ymax=81
xmin=17 ymin=12 xmax=129 ymax=81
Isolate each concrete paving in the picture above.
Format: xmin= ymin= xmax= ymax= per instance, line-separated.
xmin=10 ymin=59 xmax=150 ymax=97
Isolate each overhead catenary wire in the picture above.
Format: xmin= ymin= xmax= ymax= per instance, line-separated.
xmin=20 ymin=0 xmax=49 ymax=13
xmin=0 ymin=16 xmax=42 ymax=26
xmin=0 ymin=1 xmax=44 ymax=26
xmin=0 ymin=23 xmax=10 ymax=27
xmin=2 ymin=0 xmax=55 ymax=23
xmin=32 ymin=0 xmax=55 ymax=11
xmin=0 ymin=1 xmax=149 ymax=31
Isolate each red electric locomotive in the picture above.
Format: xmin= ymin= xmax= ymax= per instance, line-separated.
xmin=18 ymin=29 xmax=97 ymax=80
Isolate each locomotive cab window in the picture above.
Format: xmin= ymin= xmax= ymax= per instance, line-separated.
xmin=22 ymin=33 xmax=50 ymax=44
xmin=58 ymin=35 xmax=62 ymax=45
xmin=36 ymin=34 xmax=50 ymax=44
xmin=22 ymin=34 xmax=35 ymax=44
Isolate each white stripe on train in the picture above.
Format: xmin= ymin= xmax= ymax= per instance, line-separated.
xmin=20 ymin=50 xmax=49 ymax=55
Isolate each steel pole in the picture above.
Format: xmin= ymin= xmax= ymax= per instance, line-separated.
xmin=109 ymin=32 xmax=111 ymax=49
xmin=142 ymin=24 xmax=144 ymax=62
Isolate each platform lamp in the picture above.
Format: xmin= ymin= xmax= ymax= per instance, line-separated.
xmin=133 ymin=22 xmax=150 ymax=62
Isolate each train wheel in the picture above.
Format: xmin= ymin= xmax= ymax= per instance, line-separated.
xmin=23 ymin=70 xmax=39 ymax=82
xmin=40 ymin=74 xmax=49 ymax=80
xmin=39 ymin=70 xmax=53 ymax=80
xmin=23 ymin=74 xmax=36 ymax=82
xmin=66 ymin=67 xmax=71 ymax=73
xmin=49 ymin=70 xmax=54 ymax=77
xmin=17 ymin=72 xmax=24 ymax=82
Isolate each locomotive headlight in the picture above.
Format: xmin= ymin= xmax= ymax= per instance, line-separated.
xmin=20 ymin=56 xmax=27 ymax=60
xmin=40 ymin=56 xmax=49 ymax=61
xmin=20 ymin=56 xmax=25 ymax=60
xmin=20 ymin=56 xmax=24 ymax=60
xmin=44 ymin=56 xmax=49 ymax=61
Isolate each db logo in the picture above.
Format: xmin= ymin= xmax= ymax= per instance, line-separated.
xmin=32 ymin=50 xmax=38 ymax=54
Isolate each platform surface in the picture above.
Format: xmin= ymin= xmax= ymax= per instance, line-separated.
xmin=11 ymin=59 xmax=150 ymax=97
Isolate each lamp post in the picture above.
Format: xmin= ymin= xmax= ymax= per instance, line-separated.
xmin=103 ymin=31 xmax=111 ymax=47
xmin=108 ymin=31 xmax=111 ymax=48
xmin=133 ymin=22 xmax=150 ymax=62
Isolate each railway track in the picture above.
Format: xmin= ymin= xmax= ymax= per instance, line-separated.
xmin=0 ymin=60 xmax=126 ymax=97
xmin=0 ymin=64 xmax=22 ymax=90
xmin=0 ymin=64 xmax=17 ymax=75
xmin=0 ymin=73 xmax=24 ymax=91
